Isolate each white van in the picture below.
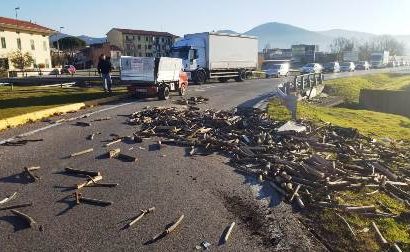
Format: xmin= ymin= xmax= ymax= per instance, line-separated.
xmin=262 ymin=62 xmax=290 ymax=78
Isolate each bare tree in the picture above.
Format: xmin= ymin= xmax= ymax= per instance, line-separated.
xmin=330 ymin=37 xmax=355 ymax=61
xmin=371 ymin=35 xmax=405 ymax=56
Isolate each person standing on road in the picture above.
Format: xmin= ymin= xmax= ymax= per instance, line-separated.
xmin=97 ymin=54 xmax=113 ymax=93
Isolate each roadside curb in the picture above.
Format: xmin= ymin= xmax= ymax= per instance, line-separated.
xmin=0 ymin=94 xmax=131 ymax=131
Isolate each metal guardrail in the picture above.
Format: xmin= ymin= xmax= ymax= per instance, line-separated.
xmin=7 ymin=69 xmax=120 ymax=78
xmin=278 ymin=73 xmax=324 ymax=97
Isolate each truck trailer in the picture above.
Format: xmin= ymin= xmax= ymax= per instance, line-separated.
xmin=171 ymin=32 xmax=258 ymax=84
xmin=370 ymin=51 xmax=389 ymax=68
xmin=120 ymin=56 xmax=188 ymax=100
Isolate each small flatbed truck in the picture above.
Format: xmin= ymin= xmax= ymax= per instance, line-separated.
xmin=120 ymin=56 xmax=188 ymax=100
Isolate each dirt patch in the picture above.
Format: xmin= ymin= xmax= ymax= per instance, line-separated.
xmin=219 ymin=192 xmax=327 ymax=251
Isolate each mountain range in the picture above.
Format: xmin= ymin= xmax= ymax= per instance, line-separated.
xmin=220 ymin=22 xmax=410 ymax=52
xmin=50 ymin=33 xmax=106 ymax=45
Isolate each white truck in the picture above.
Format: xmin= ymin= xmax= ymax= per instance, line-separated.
xmin=171 ymin=32 xmax=258 ymax=84
xmin=120 ymin=56 xmax=188 ymax=100
xmin=370 ymin=51 xmax=389 ymax=68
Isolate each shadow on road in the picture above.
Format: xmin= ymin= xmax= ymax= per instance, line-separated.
xmin=0 ymin=215 xmax=31 ymax=232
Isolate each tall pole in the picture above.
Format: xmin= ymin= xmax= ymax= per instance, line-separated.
xmin=15 ymin=7 xmax=20 ymax=20
xmin=57 ymin=26 xmax=64 ymax=51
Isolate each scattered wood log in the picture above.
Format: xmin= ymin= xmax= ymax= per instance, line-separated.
xmin=92 ymin=117 xmax=112 ymax=122
xmin=149 ymin=214 xmax=184 ymax=243
xmin=392 ymin=243 xmax=403 ymax=252
xmin=371 ymin=221 xmax=388 ymax=245
xmin=117 ymin=154 xmax=137 ymax=162
xmin=10 ymin=209 xmax=37 ymax=229
xmin=70 ymin=148 xmax=94 ymax=157
xmin=126 ymin=106 xmax=410 ymax=220
xmin=223 ymin=222 xmax=236 ymax=243
xmin=108 ymin=148 xmax=121 ymax=159
xmin=105 ymin=139 xmax=122 ymax=147
xmin=76 ymin=175 xmax=103 ymax=189
xmin=0 ymin=192 xmax=17 ymax=205
xmin=345 ymin=205 xmax=376 ymax=213
xmin=127 ymin=207 xmax=155 ymax=228
xmin=23 ymin=166 xmax=41 ymax=182
xmin=335 ymin=213 xmax=356 ymax=239
xmin=372 ymin=163 xmax=398 ymax=181
xmin=65 ymin=167 xmax=101 ymax=177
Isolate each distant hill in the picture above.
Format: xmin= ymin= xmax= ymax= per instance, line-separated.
xmin=243 ymin=22 xmax=331 ymax=50
xmin=50 ymin=34 xmax=106 ymax=45
xmin=217 ymin=22 xmax=409 ymax=53
xmin=217 ymin=30 xmax=239 ymax=34
xmin=77 ymin=35 xmax=107 ymax=45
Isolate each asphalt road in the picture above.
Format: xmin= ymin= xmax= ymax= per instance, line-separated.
xmin=0 ymin=68 xmax=406 ymax=251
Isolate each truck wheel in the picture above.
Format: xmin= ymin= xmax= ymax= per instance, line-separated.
xmin=158 ymin=86 xmax=170 ymax=100
xmin=194 ymin=70 xmax=206 ymax=85
xmin=235 ymin=70 xmax=246 ymax=82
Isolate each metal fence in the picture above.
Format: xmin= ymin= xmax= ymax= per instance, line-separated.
xmin=7 ymin=69 xmax=120 ymax=78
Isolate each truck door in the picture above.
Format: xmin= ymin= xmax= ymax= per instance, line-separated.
xmin=188 ymin=49 xmax=198 ymax=70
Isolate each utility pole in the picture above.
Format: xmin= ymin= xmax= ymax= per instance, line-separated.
xmin=57 ymin=26 xmax=64 ymax=51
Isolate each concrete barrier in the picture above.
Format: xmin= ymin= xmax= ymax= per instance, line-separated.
xmin=359 ymin=89 xmax=410 ymax=117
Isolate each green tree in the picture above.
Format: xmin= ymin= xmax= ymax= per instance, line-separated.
xmin=53 ymin=36 xmax=86 ymax=51
xmin=9 ymin=50 xmax=34 ymax=70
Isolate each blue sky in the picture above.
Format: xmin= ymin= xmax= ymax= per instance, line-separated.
xmin=1 ymin=0 xmax=409 ymax=37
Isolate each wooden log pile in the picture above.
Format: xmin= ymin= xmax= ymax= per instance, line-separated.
xmin=128 ymin=107 xmax=410 ymax=211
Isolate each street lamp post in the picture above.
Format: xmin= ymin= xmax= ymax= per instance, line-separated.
xmin=15 ymin=7 xmax=20 ymax=20
xmin=57 ymin=26 xmax=64 ymax=51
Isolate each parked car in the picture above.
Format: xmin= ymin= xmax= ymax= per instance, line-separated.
xmin=323 ymin=62 xmax=340 ymax=73
xmin=340 ymin=62 xmax=355 ymax=72
xmin=300 ymin=63 xmax=323 ymax=74
xmin=262 ymin=62 xmax=290 ymax=78
xmin=61 ymin=65 xmax=76 ymax=75
xmin=356 ymin=61 xmax=370 ymax=70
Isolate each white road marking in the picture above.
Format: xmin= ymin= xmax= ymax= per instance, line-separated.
xmin=0 ymin=101 xmax=139 ymax=145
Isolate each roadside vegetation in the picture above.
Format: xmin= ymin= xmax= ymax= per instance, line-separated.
xmin=0 ymin=86 xmax=126 ymax=120
xmin=268 ymin=73 xmax=410 ymax=251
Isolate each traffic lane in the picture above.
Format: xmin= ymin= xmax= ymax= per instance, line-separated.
xmin=0 ymin=66 xmax=402 ymax=141
xmin=0 ymin=99 xmax=323 ymax=251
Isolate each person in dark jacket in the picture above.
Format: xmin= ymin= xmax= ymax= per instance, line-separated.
xmin=97 ymin=54 xmax=113 ymax=93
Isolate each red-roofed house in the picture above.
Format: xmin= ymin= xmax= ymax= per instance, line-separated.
xmin=0 ymin=16 xmax=55 ymax=70
xmin=106 ymin=28 xmax=177 ymax=57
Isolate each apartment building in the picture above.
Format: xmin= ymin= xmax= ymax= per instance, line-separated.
xmin=0 ymin=16 xmax=54 ymax=70
xmin=107 ymin=28 xmax=177 ymax=57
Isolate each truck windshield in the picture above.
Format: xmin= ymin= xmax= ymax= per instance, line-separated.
xmin=171 ymin=47 xmax=189 ymax=59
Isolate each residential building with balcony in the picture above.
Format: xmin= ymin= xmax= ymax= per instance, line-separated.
xmin=106 ymin=28 xmax=177 ymax=57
